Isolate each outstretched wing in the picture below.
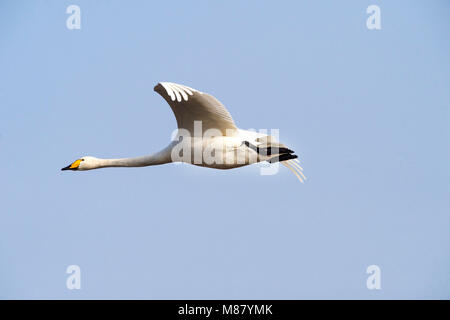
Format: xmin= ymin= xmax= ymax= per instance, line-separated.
xmin=154 ymin=82 xmax=238 ymax=136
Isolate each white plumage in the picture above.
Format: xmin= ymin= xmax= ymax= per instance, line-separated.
xmin=62 ymin=82 xmax=305 ymax=182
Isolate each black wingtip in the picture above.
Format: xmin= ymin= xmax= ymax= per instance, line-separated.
xmin=153 ymin=83 xmax=162 ymax=92
xmin=267 ymin=153 xmax=298 ymax=164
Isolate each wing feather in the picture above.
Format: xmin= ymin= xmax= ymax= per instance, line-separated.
xmin=154 ymin=82 xmax=238 ymax=136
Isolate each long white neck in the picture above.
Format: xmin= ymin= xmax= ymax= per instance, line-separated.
xmin=94 ymin=144 xmax=173 ymax=169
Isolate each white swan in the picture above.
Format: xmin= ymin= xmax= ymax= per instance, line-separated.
xmin=61 ymin=82 xmax=305 ymax=182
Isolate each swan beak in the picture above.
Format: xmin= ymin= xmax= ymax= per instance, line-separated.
xmin=61 ymin=159 xmax=82 ymax=171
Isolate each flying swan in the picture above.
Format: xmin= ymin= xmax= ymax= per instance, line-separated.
xmin=61 ymin=82 xmax=305 ymax=182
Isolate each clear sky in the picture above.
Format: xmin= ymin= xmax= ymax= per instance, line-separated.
xmin=0 ymin=0 xmax=449 ymax=299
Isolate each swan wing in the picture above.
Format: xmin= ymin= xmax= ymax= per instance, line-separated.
xmin=154 ymin=82 xmax=238 ymax=136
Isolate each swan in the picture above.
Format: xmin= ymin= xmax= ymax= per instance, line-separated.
xmin=61 ymin=82 xmax=305 ymax=182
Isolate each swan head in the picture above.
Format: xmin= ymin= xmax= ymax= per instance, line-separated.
xmin=61 ymin=156 xmax=100 ymax=171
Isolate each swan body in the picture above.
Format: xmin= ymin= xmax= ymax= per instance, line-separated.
xmin=62 ymin=82 xmax=305 ymax=182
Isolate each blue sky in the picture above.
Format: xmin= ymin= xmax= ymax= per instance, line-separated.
xmin=0 ymin=0 xmax=449 ymax=299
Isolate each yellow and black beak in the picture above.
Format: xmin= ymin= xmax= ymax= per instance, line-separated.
xmin=61 ymin=159 xmax=83 ymax=171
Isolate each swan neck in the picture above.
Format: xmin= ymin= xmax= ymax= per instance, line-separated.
xmin=98 ymin=145 xmax=173 ymax=168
